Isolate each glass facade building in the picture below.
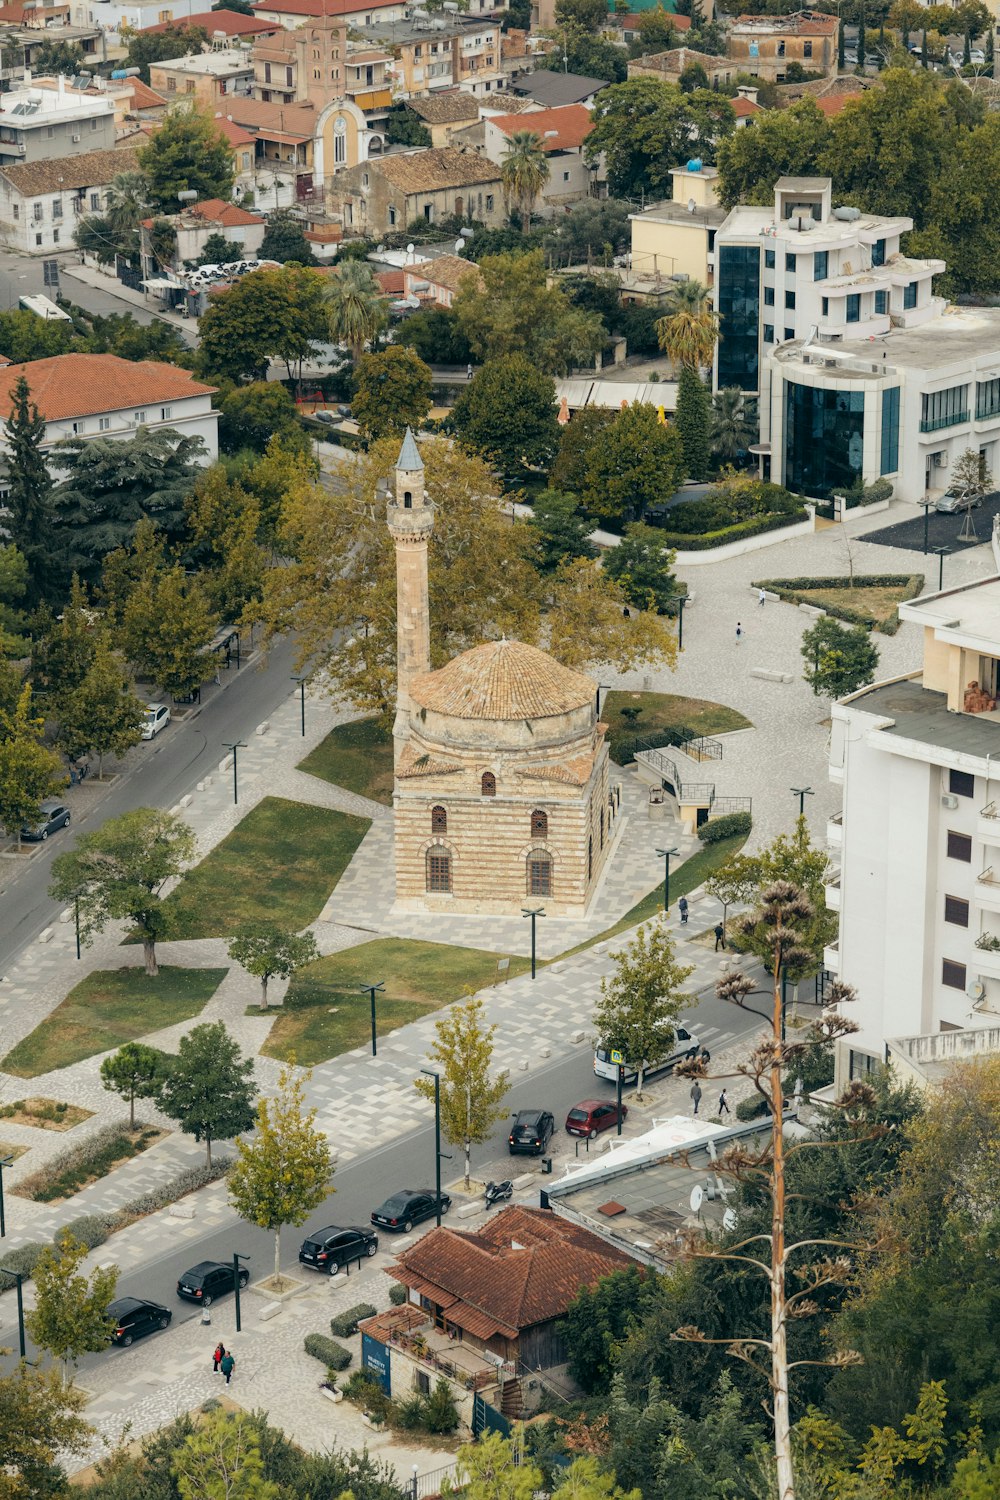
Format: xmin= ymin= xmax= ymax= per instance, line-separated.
xmin=880 ymin=386 xmax=900 ymax=476
xmin=717 ymin=244 xmax=760 ymax=392
xmin=784 ymin=382 xmax=865 ymax=497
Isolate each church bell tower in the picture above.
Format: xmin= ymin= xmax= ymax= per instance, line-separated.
xmin=386 ymin=428 xmax=433 ymax=771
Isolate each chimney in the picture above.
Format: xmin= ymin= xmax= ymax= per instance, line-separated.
xmin=736 ymin=83 xmax=758 ymax=105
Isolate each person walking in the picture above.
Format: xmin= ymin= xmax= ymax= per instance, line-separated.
xmin=714 ymin=922 xmax=726 ymax=951
xmin=718 ymin=1088 xmax=730 ymax=1117
xmin=466 ymin=362 xmax=473 ymax=380
xmin=690 ymin=1081 xmax=703 ymax=1116
xmin=678 ymin=895 xmax=689 ymax=925
xmin=758 ymin=588 xmax=766 ymax=608
xmin=735 ymin=621 xmax=743 ymax=644
xmin=213 ymin=1341 xmax=226 ymax=1373
xmin=220 ymin=1351 xmax=236 ymax=1386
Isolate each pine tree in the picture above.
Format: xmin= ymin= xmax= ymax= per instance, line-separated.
xmin=675 ymin=365 xmax=711 ymax=482
xmin=6 ymin=376 xmax=57 ymax=606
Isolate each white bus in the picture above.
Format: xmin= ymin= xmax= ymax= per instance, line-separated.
xmin=19 ymin=294 xmax=71 ymax=322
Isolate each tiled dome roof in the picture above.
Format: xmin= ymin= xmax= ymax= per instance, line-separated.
xmin=410 ymin=639 xmax=595 ymax=722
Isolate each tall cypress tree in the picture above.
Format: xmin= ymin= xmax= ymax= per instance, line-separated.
xmin=6 ymin=376 xmax=57 ymax=606
xmin=675 ymin=365 xmax=711 ymax=482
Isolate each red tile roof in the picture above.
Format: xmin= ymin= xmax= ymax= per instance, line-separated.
xmin=489 ymin=103 xmax=593 ymax=152
xmin=141 ymin=7 xmax=277 ymax=32
xmin=815 ymin=93 xmax=853 ymax=115
xmin=254 ymin=0 xmax=398 ymax=13
xmin=620 ymin=9 xmax=690 ymax=26
xmin=377 ymin=269 xmax=406 ymax=294
xmin=0 ymin=355 xmax=216 ymax=423
xmin=213 ymin=115 xmax=256 ymax=147
xmin=125 ymin=78 xmax=168 ymax=111
xmin=389 ymin=1207 xmax=635 ymax=1335
xmin=190 ymin=197 xmax=264 ymax=226
xmin=732 ymin=95 xmax=761 ymax=117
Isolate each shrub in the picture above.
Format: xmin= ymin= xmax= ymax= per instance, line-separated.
xmin=395 ymin=1393 xmax=428 ymax=1430
xmin=736 ymin=1094 xmax=768 ymax=1122
xmin=0 ymin=1243 xmax=47 ymax=1291
xmin=15 ymin=1122 xmax=158 ymax=1203
xmin=423 ymin=1377 xmax=460 ymax=1434
xmin=115 ymin=1157 xmax=232 ymax=1225
xmin=787 ymin=1041 xmax=835 ymax=1095
xmin=388 ymin=1283 xmax=407 ymax=1306
xmin=343 ymin=1371 xmax=393 ymax=1420
xmin=63 ymin=1212 xmax=116 ymax=1249
xmin=304 ymin=1334 xmax=352 ymax=1370
xmin=698 ymin=810 xmax=752 ymax=845
xmin=330 ymin=1302 xmax=377 ymax=1338
xmin=651 ymin=507 xmax=809 ymax=552
xmin=750 ymin=573 xmax=924 ymax=636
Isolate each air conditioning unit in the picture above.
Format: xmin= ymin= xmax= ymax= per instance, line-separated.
xmin=942 ymin=793 xmax=960 ymax=809
xmin=71 ymin=132 xmax=81 ymax=141
xmin=933 ymin=451 xmax=949 ymax=467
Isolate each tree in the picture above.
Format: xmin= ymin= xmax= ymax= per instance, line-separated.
xmin=0 ymin=1360 xmax=91 ymax=1499
xmin=227 ymin=922 xmax=319 ymax=1008
xmin=0 ymin=309 xmax=73 ymax=365
xmin=452 ymin=1429 xmax=543 ymax=1500
xmin=581 ymin=403 xmax=685 ymax=524
xmin=559 ymin=1265 xmax=660 ymax=1393
xmin=634 ymin=4 xmax=677 ymax=53
xmin=219 ymin=380 xmax=305 ymax=455
xmin=711 ymin=386 xmax=757 ymax=464
xmin=199 ymin=265 xmax=326 ymax=384
xmin=124 ymin=565 xmax=218 ymax=699
xmin=139 ymin=102 xmax=235 ymax=207
xmin=655 ymin=280 xmax=720 ymax=372
xmin=715 ymin=97 xmax=830 ymax=209
xmin=450 ymin=355 xmax=560 ymax=480
xmin=414 ymin=997 xmax=509 ymax=1191
xmin=32 ymin=37 xmax=85 ymax=73
xmin=555 ymin=0 xmax=606 ymax=29
xmin=553 ymin=1458 xmax=640 ymax=1500
xmin=528 ymin=488 xmax=597 ymax=572
xmin=603 ymin=522 xmax=678 ymax=613
xmin=259 ymin=208 xmax=316 ymax=265
xmin=127 ymin=22 xmax=209 ymax=82
xmin=228 ymin=1061 xmax=333 ymax=1284
xmin=158 ymin=1021 xmax=257 ymax=1167
xmin=5 ymin=375 xmax=56 ymax=607
xmin=31 ymin=576 xmax=96 ymax=703
xmin=396 ymin=305 xmax=471 ymax=366
xmin=550 ymin=406 xmax=615 ymax=491
xmin=949 ymin=446 xmax=991 ymax=532
xmin=500 ymin=130 xmax=550 ymax=226
xmin=49 ymin=807 xmax=195 ymax=976
xmin=352 ymin=346 xmax=433 ymax=441
xmin=324 ymin=260 xmax=388 ymax=365
xmin=801 ymin=615 xmax=879 ymax=699
xmin=0 ymin=685 xmax=63 ymax=848
xmin=56 ymin=638 xmax=145 ymax=775
xmin=104 ymin=171 xmax=150 ymax=264
xmin=100 ymin=1041 xmax=171 ymax=1130
xmin=0 ymin=544 xmax=27 ymax=654
xmin=546 ymin=557 xmax=677 ymax=675
xmin=170 ymin=1409 xmax=283 ymax=1500
xmin=674 ymin=365 xmax=711 ymax=479
xmin=537 ymin=23 xmax=627 ymax=81
xmin=452 ymin=249 xmax=605 ymax=374
xmin=593 ymin=921 xmax=694 ymax=1095
xmin=384 ymin=102 xmax=432 ymax=146
xmin=26 ymin=1230 xmax=118 ymax=1385
xmin=585 ymin=79 xmax=736 ymax=198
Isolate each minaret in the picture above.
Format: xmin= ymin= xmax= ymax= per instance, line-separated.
xmin=386 ymin=427 xmax=433 ymax=771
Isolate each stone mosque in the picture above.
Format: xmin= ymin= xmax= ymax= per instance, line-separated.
xmin=387 ymin=429 xmax=614 ymax=916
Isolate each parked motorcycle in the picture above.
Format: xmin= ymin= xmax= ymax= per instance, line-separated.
xmin=484 ymin=1180 xmax=513 ymax=1208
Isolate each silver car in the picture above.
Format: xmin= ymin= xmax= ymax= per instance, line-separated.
xmin=21 ymin=800 xmax=70 ymax=841
xmin=935 ymin=491 xmax=983 ymax=513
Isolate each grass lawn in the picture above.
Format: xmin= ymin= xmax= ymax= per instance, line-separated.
xmin=789 ymin=584 xmax=913 ymax=625
xmin=2 ymin=966 xmax=227 ymax=1077
xmin=257 ymin=937 xmax=529 ymax=1066
xmin=159 ymin=797 xmax=371 ymax=940
xmin=603 ymin=691 xmax=751 ymax=765
xmin=298 ymin=719 xmax=394 ymax=807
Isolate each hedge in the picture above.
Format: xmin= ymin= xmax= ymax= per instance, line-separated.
xmin=389 ymin=1283 xmax=407 ymax=1306
xmin=0 ymin=1243 xmax=47 ymax=1291
xmin=15 ymin=1122 xmax=160 ymax=1203
xmin=330 ymin=1302 xmax=377 ymax=1338
xmin=751 ymin=573 xmax=925 ymax=636
xmin=698 ymin=810 xmax=752 ymax=845
xmin=304 ymin=1333 xmax=353 ymax=1370
xmin=652 ymin=508 xmax=810 ymax=552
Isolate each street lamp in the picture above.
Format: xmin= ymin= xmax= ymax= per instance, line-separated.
xmin=671 ymin=591 xmax=687 ymax=650
xmin=74 ymin=896 xmax=81 ymax=962
xmin=222 ymin=740 xmax=247 ymax=806
xmin=655 ymin=846 xmax=679 ymax=912
xmin=0 ymin=1155 xmax=13 ymax=1238
xmin=360 ymin=981 xmax=385 ymax=1058
xmin=920 ymin=497 xmax=935 ymax=554
xmin=521 ymin=906 xmax=545 ymax=980
xmin=791 ymin=786 xmax=814 ymax=819
xmin=934 ymin=545 xmax=950 ymax=591
xmin=291 ymin=675 xmax=307 ymax=737
xmin=419 ymin=1068 xmax=450 ymax=1227
xmin=232 ymin=1252 xmax=250 ymax=1333
xmin=1 ymin=1269 xmax=25 ymax=1358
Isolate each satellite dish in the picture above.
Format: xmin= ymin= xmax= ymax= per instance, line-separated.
xmin=968 ymin=979 xmax=986 ymax=1002
xmin=689 ymin=1184 xmax=704 ymax=1214
xmin=723 ymin=1207 xmax=738 ymax=1233
xmin=455 ymin=239 xmax=464 ymax=252
xmin=687 ymin=197 xmax=696 ymax=214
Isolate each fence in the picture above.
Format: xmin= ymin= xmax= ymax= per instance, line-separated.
xmin=411 ymin=1461 xmax=462 ymax=1499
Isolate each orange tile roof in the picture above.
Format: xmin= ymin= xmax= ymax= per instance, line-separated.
xmin=407 ymin=254 xmax=480 ymax=294
xmin=125 ymin=78 xmax=168 ymax=110
xmin=411 ymin=638 xmax=595 ymax=721
xmin=815 ymin=93 xmax=853 ymax=115
xmin=489 ymin=102 xmax=592 ymax=152
xmin=0 ymin=354 xmax=216 ymax=423
xmin=214 ymin=115 xmax=256 ymax=147
xmin=732 ymin=95 xmax=761 ymax=117
xmin=254 ymin=0 xmax=398 ymax=13
xmin=141 ymin=7 xmax=277 ymax=32
xmin=190 ymin=197 xmax=264 ymax=226
xmin=377 ymin=269 xmax=406 ymax=294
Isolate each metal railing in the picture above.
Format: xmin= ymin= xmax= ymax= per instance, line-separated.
xmin=919 ymin=411 xmax=969 ymax=433
xmin=978 ymin=866 xmax=999 ymax=887
xmin=982 ymin=801 xmax=1000 ymax=820
xmin=412 ymin=1462 xmax=462 ymax=1499
xmin=635 ymin=728 xmax=724 ymax=761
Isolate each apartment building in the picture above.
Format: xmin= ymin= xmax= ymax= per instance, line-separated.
xmin=250 ymin=16 xmax=391 ymax=162
xmin=250 ymin=0 xmax=406 ymax=30
xmin=375 ymin=16 xmax=506 ymax=99
xmin=71 ymin=0 xmax=209 ymax=46
xmin=0 ymin=76 xmax=114 ymax=167
xmin=828 ymin=575 xmax=1000 ymax=1088
xmin=728 ymin=10 xmax=839 ymax=83
xmin=0 ymin=143 xmax=136 ymax=252
xmin=407 ymin=91 xmax=480 ymax=146
xmin=623 ymin=159 xmax=725 ymax=293
xmin=149 ymin=47 xmax=254 ymax=104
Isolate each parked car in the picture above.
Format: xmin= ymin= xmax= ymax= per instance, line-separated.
xmin=936 ymin=491 xmax=983 ymax=513
xmin=371 ymin=1189 xmax=450 ymax=1232
xmin=970 ymin=47 xmax=986 ymax=63
xmin=141 ymin=703 xmax=170 ymax=740
xmin=508 ymin=1109 xmax=555 ymax=1156
xmin=299 ymin=1224 xmax=378 ymax=1274
xmin=565 ymin=1099 xmax=628 ymax=1139
xmin=107 ymin=1296 xmax=172 ymax=1345
xmin=176 ymin=1260 xmax=249 ymax=1305
xmin=20 ymin=800 xmax=70 ymax=842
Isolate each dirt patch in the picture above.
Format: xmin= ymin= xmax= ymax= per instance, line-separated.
xmin=0 ymin=1098 xmax=94 ymax=1131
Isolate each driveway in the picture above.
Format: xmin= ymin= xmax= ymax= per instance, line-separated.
xmin=862 ymin=494 xmax=1000 ymax=556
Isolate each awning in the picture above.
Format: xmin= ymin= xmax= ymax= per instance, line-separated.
xmin=142 ymin=278 xmax=182 ymax=290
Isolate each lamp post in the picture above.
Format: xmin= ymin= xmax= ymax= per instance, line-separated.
xmin=74 ymin=896 xmax=81 ymax=961
xmin=0 ymin=1155 xmax=13 ymax=1238
xmin=420 ymin=1068 xmax=446 ymax=1226
xmin=521 ymin=906 xmax=545 ymax=979
xmin=921 ymin=497 xmax=934 ymax=554
xmin=222 ymin=741 xmax=247 ymax=806
xmin=656 ymin=846 xmax=679 ymax=912
xmin=291 ymin=675 xmax=307 ymax=737
xmin=232 ymin=1252 xmax=250 ymax=1333
xmin=360 ymin=981 xmax=384 ymax=1057
xmin=791 ymin=786 xmax=814 ymax=819
xmin=1 ymin=1269 xmax=25 ymax=1358
xmin=934 ymin=545 xmax=950 ymax=591
xmin=672 ymin=591 xmax=686 ymax=650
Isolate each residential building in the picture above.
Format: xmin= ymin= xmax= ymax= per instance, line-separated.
xmin=0 ymin=353 xmax=219 ymax=460
xmin=627 ymin=45 xmax=735 ymax=88
xmin=0 ymin=144 xmax=138 ymax=253
xmin=728 ymin=10 xmax=839 ymax=83
xmin=827 ymin=575 xmax=1000 ymax=1089
xmin=511 ymin=69 xmax=608 ymax=107
xmin=71 ymin=0 xmax=211 ymax=47
xmin=213 ymin=112 xmax=256 ymax=185
xmin=149 ymin=48 xmax=254 ymax=104
xmin=219 ymin=95 xmax=317 ymax=200
xmin=407 ymin=91 xmax=480 ymax=147
xmin=775 ymin=72 xmax=871 ymax=113
xmin=623 ymin=160 xmax=725 ymax=294
xmin=375 ymin=16 xmax=507 ymax=100
xmin=250 ymin=0 xmax=406 ymax=31
xmin=480 ymin=103 xmax=600 ymax=212
xmin=140 ymin=196 xmax=265 ymax=274
xmin=332 ymin=145 xmax=504 ymax=235
xmin=251 ymin=18 xmax=392 ymax=161
xmin=402 ymin=253 xmax=480 ymax=307
xmin=0 ymin=76 xmax=115 ymax=167
xmin=0 ymin=22 xmax=106 ymax=87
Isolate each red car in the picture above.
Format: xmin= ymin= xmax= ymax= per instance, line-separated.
xmin=565 ymin=1099 xmax=628 ymax=1139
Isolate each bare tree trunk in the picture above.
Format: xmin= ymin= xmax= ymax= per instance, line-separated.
xmin=770 ymin=951 xmax=794 ymax=1500
xmin=142 ymin=936 xmax=158 ymax=978
xmin=261 ymin=974 xmax=269 ymax=1009
xmin=129 ymin=1087 xmax=135 ymax=1131
xmin=98 ymin=751 xmax=105 ymax=779
xmin=274 ymin=1227 xmax=281 ymax=1285
xmin=205 ymin=1131 xmax=213 ymax=1169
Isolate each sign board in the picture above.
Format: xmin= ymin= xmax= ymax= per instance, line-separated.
xmin=496 ymin=957 xmax=510 ymax=983
xmin=610 ymin=1049 xmax=624 ymax=1065
xmin=361 ymin=1332 xmax=390 ymax=1394
xmin=42 ymin=259 xmax=59 ymax=288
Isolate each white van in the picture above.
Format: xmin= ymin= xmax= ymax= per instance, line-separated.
xmin=593 ymin=1020 xmax=702 ymax=1085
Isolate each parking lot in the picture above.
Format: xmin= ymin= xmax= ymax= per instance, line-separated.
xmin=863 ymin=493 xmax=1000 ymax=556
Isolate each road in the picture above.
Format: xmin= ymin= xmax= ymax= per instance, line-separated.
xmin=0 ymin=635 xmax=301 ymax=975
xmin=0 ymin=249 xmax=165 ymax=328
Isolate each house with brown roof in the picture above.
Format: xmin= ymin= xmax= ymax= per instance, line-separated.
xmin=480 ymin=104 xmax=601 ymax=214
xmin=332 ymin=145 xmax=504 ymax=236
xmin=140 ymin=7 xmax=280 ymax=37
xmin=140 ymin=197 xmax=266 ymax=274
xmin=728 ymin=10 xmax=839 ymax=83
xmin=0 ymin=146 xmax=139 ymax=256
xmin=364 ymin=1207 xmax=635 ymax=1421
xmin=627 ymin=45 xmax=736 ymax=87
xmin=0 ymin=354 xmax=219 ymax=462
xmin=403 ymin=253 xmax=480 ymax=308
xmin=408 ymin=92 xmax=480 ymax=148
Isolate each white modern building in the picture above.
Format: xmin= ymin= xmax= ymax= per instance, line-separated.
xmin=827 ymin=574 xmax=1000 ymax=1089
xmin=0 ymin=75 xmax=116 ymax=167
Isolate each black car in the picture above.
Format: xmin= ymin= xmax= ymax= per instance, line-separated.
xmin=508 ymin=1109 xmax=555 ymax=1156
xmin=107 ymin=1297 xmax=172 ymax=1346
xmin=176 ymin=1260 xmax=250 ymax=1305
xmin=299 ymin=1224 xmax=378 ymax=1275
xmin=371 ymin=1189 xmax=451 ymax=1233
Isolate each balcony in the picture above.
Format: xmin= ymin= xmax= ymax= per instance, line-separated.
xmin=385 ymin=1320 xmax=507 ymax=1393
xmin=919 ymin=411 xmax=969 ymax=434
xmin=824 ymin=874 xmax=841 ymax=912
xmin=823 ymin=940 xmax=839 ymax=973
xmin=975 ymin=867 xmax=1000 ymax=913
xmin=980 ymin=802 xmax=1000 ymax=846
xmin=826 ymin=811 xmax=843 ymax=849
xmin=974 ymin=933 xmax=1000 ymax=980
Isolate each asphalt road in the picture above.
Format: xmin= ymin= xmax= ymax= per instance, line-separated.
xmin=0 ymin=635 xmax=301 ymax=975
xmin=0 ymin=249 xmax=165 ymax=329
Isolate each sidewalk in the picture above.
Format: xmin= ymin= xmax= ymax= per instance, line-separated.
xmin=61 ymin=261 xmax=197 ymax=343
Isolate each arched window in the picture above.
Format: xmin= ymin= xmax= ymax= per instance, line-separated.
xmin=531 ymin=809 xmax=548 ymax=838
xmin=426 ymin=847 xmax=452 ymax=893
xmin=403 ymin=490 xmax=413 ymax=508
xmin=431 ymin=805 xmax=447 ymax=834
xmin=527 ymin=848 xmax=552 ymax=898
xmin=481 ymin=771 xmax=496 ymax=797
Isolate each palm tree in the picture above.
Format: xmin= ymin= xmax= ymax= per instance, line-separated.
xmin=711 ymin=387 xmax=758 ymax=464
xmin=500 ymin=130 xmax=549 ymax=229
xmin=655 ymin=278 xmax=721 ymax=371
xmin=324 ymin=260 xmax=387 ymax=364
xmin=104 ymin=171 xmax=150 ymax=261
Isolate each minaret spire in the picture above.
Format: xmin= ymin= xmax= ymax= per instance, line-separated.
xmin=386 ymin=428 xmax=433 ymax=771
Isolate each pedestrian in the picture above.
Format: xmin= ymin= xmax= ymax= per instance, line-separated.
xmin=735 ymin=621 xmax=743 ymax=644
xmin=758 ymin=588 xmax=766 ymax=608
xmin=213 ymin=1341 xmax=226 ymax=1373
xmin=466 ymin=362 xmax=473 ymax=380
xmin=220 ymin=1351 xmax=235 ymax=1386
xmin=718 ymin=1088 xmax=730 ymax=1116
xmin=678 ymin=895 xmax=689 ymax=924
xmin=691 ymin=1082 xmax=703 ymax=1116
xmin=714 ymin=922 xmax=726 ymax=951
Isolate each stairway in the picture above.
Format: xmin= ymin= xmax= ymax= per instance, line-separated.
xmin=500 ymin=1377 xmax=523 ymax=1419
